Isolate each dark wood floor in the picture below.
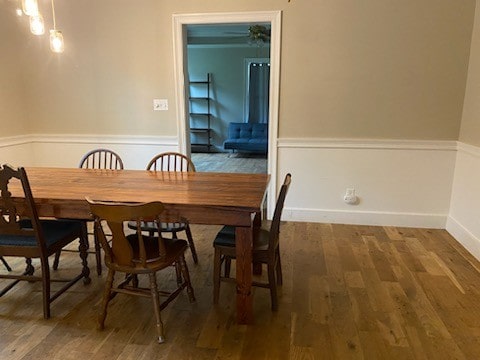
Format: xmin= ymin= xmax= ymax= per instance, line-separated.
xmin=0 ymin=222 xmax=479 ymax=359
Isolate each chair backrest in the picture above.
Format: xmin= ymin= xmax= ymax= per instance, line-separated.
xmin=87 ymin=199 xmax=166 ymax=269
xmin=268 ymin=173 xmax=292 ymax=252
xmin=79 ymin=149 xmax=124 ymax=170
xmin=0 ymin=164 xmax=45 ymax=252
xmin=147 ymin=152 xmax=195 ymax=172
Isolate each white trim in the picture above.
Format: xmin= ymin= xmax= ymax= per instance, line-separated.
xmin=28 ymin=134 xmax=178 ymax=146
xmin=0 ymin=135 xmax=32 ymax=148
xmin=188 ymin=44 xmax=271 ymax=49
xmin=278 ymin=138 xmax=458 ymax=151
xmin=457 ymin=141 xmax=480 ymax=157
xmin=173 ymin=10 xmax=282 ymax=218
xmin=285 ymin=207 xmax=447 ymax=229
xmin=446 ymin=216 xmax=480 ymax=261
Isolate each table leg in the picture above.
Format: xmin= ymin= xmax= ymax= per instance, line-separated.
xmin=253 ymin=211 xmax=262 ymax=275
xmin=235 ymin=225 xmax=253 ymax=324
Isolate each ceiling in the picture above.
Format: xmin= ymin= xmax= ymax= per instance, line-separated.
xmin=187 ymin=23 xmax=270 ymax=46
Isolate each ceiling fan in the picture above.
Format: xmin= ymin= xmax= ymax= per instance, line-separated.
xmin=223 ymin=24 xmax=271 ymax=44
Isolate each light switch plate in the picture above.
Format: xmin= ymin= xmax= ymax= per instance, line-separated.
xmin=153 ymin=99 xmax=168 ymax=111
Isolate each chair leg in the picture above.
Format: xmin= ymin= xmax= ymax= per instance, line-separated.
xmin=40 ymin=257 xmax=51 ymax=319
xmin=179 ymin=254 xmax=195 ymax=302
xmin=79 ymin=224 xmax=91 ymax=283
xmin=184 ymin=224 xmax=198 ymax=264
xmin=98 ymin=269 xmax=115 ymax=331
xmin=148 ymin=272 xmax=165 ymax=343
xmin=25 ymin=258 xmax=34 ymax=276
xmin=53 ymin=250 xmax=61 ymax=270
xmin=224 ymin=257 xmax=231 ymax=278
xmin=0 ymin=256 xmax=11 ymax=271
xmin=93 ymin=234 xmax=102 ymax=276
xmin=275 ymin=248 xmax=283 ymax=286
xmin=213 ymin=248 xmax=221 ymax=304
xmin=267 ymin=262 xmax=278 ymax=311
xmin=174 ymin=262 xmax=182 ymax=286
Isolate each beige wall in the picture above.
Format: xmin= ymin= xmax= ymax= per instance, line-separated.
xmin=3 ymin=0 xmax=476 ymax=140
xmin=0 ymin=7 xmax=29 ymax=136
xmin=460 ymin=0 xmax=480 ymax=146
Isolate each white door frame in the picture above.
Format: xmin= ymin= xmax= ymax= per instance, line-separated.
xmin=172 ymin=11 xmax=282 ymax=218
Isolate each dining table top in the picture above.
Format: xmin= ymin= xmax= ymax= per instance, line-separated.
xmin=16 ymin=167 xmax=270 ymax=225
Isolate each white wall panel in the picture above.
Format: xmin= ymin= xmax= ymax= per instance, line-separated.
xmin=447 ymin=143 xmax=480 ymax=260
xmin=277 ymin=138 xmax=457 ymax=228
xmin=29 ymin=134 xmax=179 ymax=170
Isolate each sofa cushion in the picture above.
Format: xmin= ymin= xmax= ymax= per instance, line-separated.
xmin=224 ymin=122 xmax=268 ymax=153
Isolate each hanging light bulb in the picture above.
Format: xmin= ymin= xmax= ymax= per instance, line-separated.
xmin=49 ymin=0 xmax=64 ymax=53
xmin=29 ymin=13 xmax=45 ymax=35
xmin=15 ymin=5 xmax=23 ymax=16
xmin=22 ymin=0 xmax=39 ymax=16
xmin=50 ymin=30 xmax=64 ymax=53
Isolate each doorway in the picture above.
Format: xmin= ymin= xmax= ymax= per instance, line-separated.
xmin=173 ymin=11 xmax=281 ymax=218
xmin=173 ymin=11 xmax=281 ymax=217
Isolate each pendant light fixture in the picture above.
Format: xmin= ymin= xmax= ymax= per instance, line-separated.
xmin=22 ymin=0 xmax=39 ymax=16
xmin=29 ymin=13 xmax=45 ymax=35
xmin=15 ymin=2 xmax=23 ymax=17
xmin=49 ymin=0 xmax=64 ymax=53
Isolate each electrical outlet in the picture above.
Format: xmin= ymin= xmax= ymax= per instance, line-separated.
xmin=153 ymin=99 xmax=168 ymax=111
xmin=344 ymin=188 xmax=357 ymax=205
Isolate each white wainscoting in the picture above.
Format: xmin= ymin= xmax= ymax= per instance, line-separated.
xmin=0 ymin=135 xmax=34 ymax=166
xmin=0 ymin=134 xmax=462 ymax=231
xmin=277 ymin=138 xmax=457 ymax=228
xmin=447 ymin=142 xmax=480 ymax=260
xmin=13 ymin=134 xmax=179 ymax=169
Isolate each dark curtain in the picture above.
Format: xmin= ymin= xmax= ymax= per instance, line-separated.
xmin=247 ymin=62 xmax=270 ymax=123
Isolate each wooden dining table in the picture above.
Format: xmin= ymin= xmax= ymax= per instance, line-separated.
xmin=12 ymin=167 xmax=269 ymax=324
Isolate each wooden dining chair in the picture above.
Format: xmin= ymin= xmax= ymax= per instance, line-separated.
xmin=87 ymin=198 xmax=195 ymax=343
xmin=53 ymin=148 xmax=124 ymax=276
xmin=127 ymin=152 xmax=198 ymax=264
xmin=212 ymin=173 xmax=291 ymax=311
xmin=0 ymin=164 xmax=91 ymax=318
xmin=78 ymin=148 xmax=124 ymax=170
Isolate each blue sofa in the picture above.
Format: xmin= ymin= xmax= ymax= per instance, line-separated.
xmin=223 ymin=122 xmax=268 ymax=154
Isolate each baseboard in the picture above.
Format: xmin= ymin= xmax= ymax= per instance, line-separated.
xmin=446 ymin=216 xmax=480 ymax=261
xmin=283 ymin=207 xmax=447 ymax=229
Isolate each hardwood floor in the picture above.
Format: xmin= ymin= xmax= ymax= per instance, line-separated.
xmin=0 ymin=223 xmax=480 ymax=359
xmin=191 ymin=152 xmax=267 ymax=173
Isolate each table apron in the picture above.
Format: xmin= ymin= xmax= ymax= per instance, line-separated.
xmin=14 ymin=199 xmax=256 ymax=227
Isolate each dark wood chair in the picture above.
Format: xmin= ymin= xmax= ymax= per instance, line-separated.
xmin=53 ymin=148 xmax=124 ymax=275
xmin=0 ymin=164 xmax=90 ymax=319
xmin=213 ymin=173 xmax=291 ymax=311
xmin=127 ymin=152 xmax=198 ymax=264
xmin=87 ymin=198 xmax=195 ymax=343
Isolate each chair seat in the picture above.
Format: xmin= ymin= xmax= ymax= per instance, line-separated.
xmin=0 ymin=219 xmax=83 ymax=248
xmin=213 ymin=226 xmax=270 ymax=252
xmin=123 ymin=236 xmax=188 ymax=272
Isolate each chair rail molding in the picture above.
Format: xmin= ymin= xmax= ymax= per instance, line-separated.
xmin=277 ymin=137 xmax=458 ymax=151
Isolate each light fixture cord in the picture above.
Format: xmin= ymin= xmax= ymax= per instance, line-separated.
xmin=51 ymin=0 xmax=56 ymax=30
